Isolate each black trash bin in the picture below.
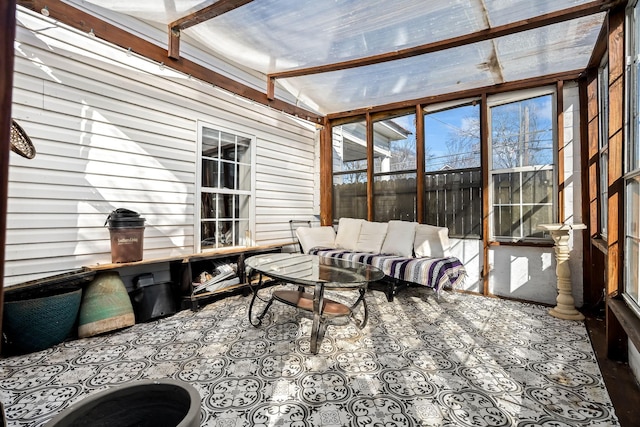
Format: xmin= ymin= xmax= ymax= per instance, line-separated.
xmin=105 ymin=208 xmax=145 ymax=263
xmin=130 ymin=273 xmax=176 ymax=322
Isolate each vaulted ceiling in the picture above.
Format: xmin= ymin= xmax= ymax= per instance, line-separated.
xmin=18 ymin=0 xmax=616 ymax=120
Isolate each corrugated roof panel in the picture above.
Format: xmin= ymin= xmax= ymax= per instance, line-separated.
xmin=76 ymin=0 xmax=609 ymax=115
xmin=498 ymin=13 xmax=605 ymax=81
xmin=282 ymin=41 xmax=496 ymax=114
xmin=184 ymin=0 xmax=487 ymax=73
xmin=485 ymin=0 xmax=599 ymax=27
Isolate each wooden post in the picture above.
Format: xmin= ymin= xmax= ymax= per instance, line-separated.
xmin=416 ymin=105 xmax=425 ymax=223
xmin=557 ymin=81 xmax=565 ymax=222
xmin=481 ymin=94 xmax=490 ymax=296
xmin=606 ymin=5 xmax=627 ymax=360
xmin=0 ymin=0 xmax=17 ymax=354
xmin=319 ymin=119 xmax=332 ymax=226
xmin=366 ymin=113 xmax=374 ymax=221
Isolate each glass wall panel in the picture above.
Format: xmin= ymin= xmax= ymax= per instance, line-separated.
xmin=333 ymin=120 xmax=368 ymax=221
xmin=373 ymin=173 xmax=417 ymax=222
xmin=372 ymin=113 xmax=417 ymax=222
xmin=626 ymin=177 xmax=640 ymax=305
xmin=424 ymin=103 xmax=482 ymax=237
xmin=490 ymin=93 xmax=555 ymax=241
xmin=626 ymin=4 xmax=640 ymax=312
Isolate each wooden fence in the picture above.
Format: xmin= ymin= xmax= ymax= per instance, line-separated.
xmin=333 ymin=167 xmax=482 ymax=238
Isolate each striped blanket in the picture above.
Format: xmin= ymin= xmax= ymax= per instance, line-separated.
xmin=309 ymin=248 xmax=466 ymax=296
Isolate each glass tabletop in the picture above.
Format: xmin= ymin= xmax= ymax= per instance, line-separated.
xmin=245 ymin=253 xmax=384 ymax=288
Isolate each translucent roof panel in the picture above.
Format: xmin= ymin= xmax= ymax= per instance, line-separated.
xmin=183 ymin=0 xmax=488 ymax=73
xmin=281 ymin=41 xmax=498 ymax=114
xmin=80 ymin=0 xmax=608 ymax=115
xmin=497 ymin=14 xmax=606 ymax=81
xmin=484 ymin=0 xmax=598 ymax=27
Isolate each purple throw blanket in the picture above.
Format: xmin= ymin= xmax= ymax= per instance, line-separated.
xmin=309 ymin=248 xmax=466 ymax=295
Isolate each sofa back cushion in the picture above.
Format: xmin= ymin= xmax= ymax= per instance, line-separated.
xmin=296 ymin=226 xmax=336 ymax=254
xmin=355 ymin=221 xmax=388 ymax=253
xmin=335 ymin=218 xmax=364 ymax=251
xmin=381 ymin=220 xmax=417 ymax=257
xmin=414 ymin=224 xmax=451 ymax=258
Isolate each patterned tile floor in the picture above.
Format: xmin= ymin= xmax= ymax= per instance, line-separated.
xmin=0 ymin=286 xmax=619 ymax=426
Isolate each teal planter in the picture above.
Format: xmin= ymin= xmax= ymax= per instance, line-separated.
xmin=3 ymin=288 xmax=82 ymax=355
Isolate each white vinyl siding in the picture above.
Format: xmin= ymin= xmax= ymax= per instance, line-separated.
xmin=5 ymin=9 xmax=316 ymax=286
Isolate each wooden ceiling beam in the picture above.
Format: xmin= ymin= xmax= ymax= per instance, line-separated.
xmin=16 ymin=0 xmax=322 ymax=123
xmin=268 ymin=0 xmax=615 ymax=82
xmin=168 ymin=0 xmax=254 ymax=59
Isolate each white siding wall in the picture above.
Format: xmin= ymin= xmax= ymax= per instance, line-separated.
xmin=5 ymin=10 xmax=317 ymax=286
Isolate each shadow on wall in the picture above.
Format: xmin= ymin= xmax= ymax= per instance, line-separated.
xmin=449 ymin=238 xmax=482 ymax=293
xmin=488 ymin=246 xmax=557 ymax=305
xmin=7 ymin=14 xmax=195 ymax=286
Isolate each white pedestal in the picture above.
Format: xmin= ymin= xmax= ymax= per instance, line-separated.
xmin=539 ymin=223 xmax=586 ymax=321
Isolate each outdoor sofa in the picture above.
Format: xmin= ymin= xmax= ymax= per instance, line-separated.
xmin=295 ymin=218 xmax=466 ymax=301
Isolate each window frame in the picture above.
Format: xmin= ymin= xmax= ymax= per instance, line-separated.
xmin=487 ymin=87 xmax=558 ymax=243
xmin=196 ymin=121 xmax=256 ymax=252
xmin=423 ymin=100 xmax=482 ymax=238
xmin=598 ymin=59 xmax=609 ymax=239
xmin=623 ymin=0 xmax=640 ymax=316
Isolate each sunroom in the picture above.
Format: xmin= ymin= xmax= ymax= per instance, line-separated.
xmin=1 ymin=0 xmax=639 ymax=425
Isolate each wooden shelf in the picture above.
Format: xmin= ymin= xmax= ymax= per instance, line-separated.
xmin=83 ymin=243 xmax=290 ymax=271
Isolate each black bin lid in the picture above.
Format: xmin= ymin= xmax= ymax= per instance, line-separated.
xmin=105 ymin=208 xmax=145 ymax=227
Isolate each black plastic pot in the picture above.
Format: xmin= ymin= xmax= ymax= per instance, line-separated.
xmin=45 ymin=379 xmax=201 ymax=427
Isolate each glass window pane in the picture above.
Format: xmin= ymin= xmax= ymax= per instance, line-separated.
xmin=373 ymin=173 xmax=417 ymax=222
xmin=425 ymin=104 xmax=480 ymax=172
xmin=201 ymin=193 xmax=217 ymax=219
xmin=202 ymin=159 xmax=219 ymax=188
xmin=218 ymin=220 xmax=234 ymax=247
xmin=333 ymin=121 xmax=368 ymax=172
xmin=425 ymin=169 xmax=482 ymax=238
xmin=491 ymin=95 xmax=554 ymax=169
xmin=522 ymin=170 xmax=553 ymax=204
xmin=220 ymin=132 xmax=237 ymax=161
xmin=494 ymin=205 xmax=521 ymax=239
xmin=333 ymin=174 xmax=367 ymax=221
xmin=201 ymin=221 xmax=216 ymax=249
xmin=522 ymin=204 xmax=553 ymax=239
xmin=493 ymin=172 xmax=520 ymax=205
xmin=202 ymin=129 xmax=220 ymax=159
xmin=373 ymin=114 xmax=416 ymax=173
xmin=423 ymin=103 xmax=482 ymax=238
xmin=237 ymin=138 xmax=251 ymax=164
xmin=219 ymin=161 xmax=236 ymax=190
xmin=626 ymin=178 xmax=640 ymax=305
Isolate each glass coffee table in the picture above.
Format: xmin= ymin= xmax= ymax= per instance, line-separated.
xmin=245 ymin=253 xmax=384 ymax=353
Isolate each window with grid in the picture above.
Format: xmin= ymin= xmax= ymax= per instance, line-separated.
xmin=489 ymin=92 xmax=556 ymax=241
xmin=198 ymin=124 xmax=253 ymax=250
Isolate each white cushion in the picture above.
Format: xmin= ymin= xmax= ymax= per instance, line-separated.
xmin=296 ymin=226 xmax=336 ymax=254
xmin=381 ymin=220 xmax=417 ymax=257
xmin=354 ymin=221 xmax=388 ymax=253
xmin=335 ymin=218 xmax=364 ymax=251
xmin=414 ymin=224 xmax=451 ymax=258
